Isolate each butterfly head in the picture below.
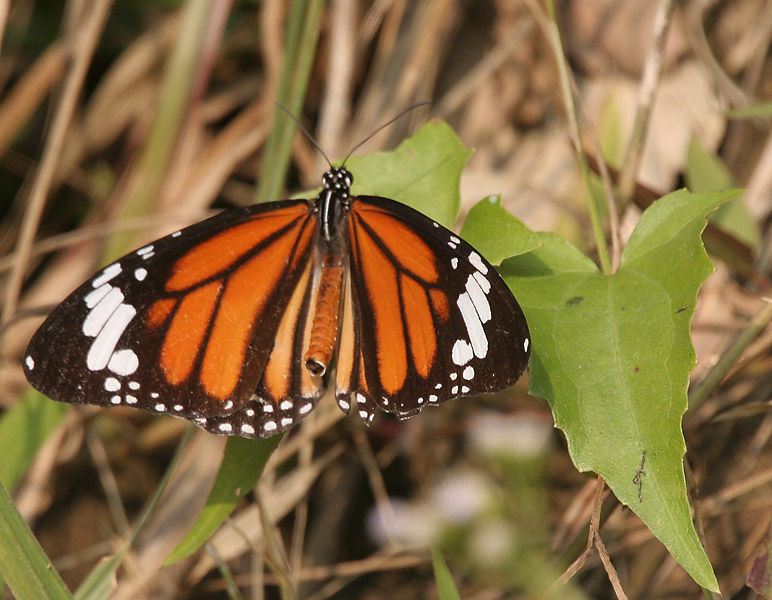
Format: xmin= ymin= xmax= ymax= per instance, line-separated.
xmin=322 ymin=167 xmax=353 ymax=197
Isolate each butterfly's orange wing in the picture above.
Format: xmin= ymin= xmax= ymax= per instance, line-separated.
xmin=336 ymin=196 xmax=530 ymax=421
xmin=24 ymin=200 xmax=323 ymax=437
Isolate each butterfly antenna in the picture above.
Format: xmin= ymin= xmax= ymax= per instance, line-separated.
xmin=275 ymin=101 xmax=334 ymax=169
xmin=342 ymin=100 xmax=431 ymax=165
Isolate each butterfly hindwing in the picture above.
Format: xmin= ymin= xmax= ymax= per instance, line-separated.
xmin=199 ymin=251 xmax=328 ymax=438
xmin=23 ymin=200 xmax=317 ymax=422
xmin=344 ymin=195 xmax=530 ymax=419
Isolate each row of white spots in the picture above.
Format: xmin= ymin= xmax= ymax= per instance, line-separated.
xmin=137 ymin=245 xmax=155 ymax=260
xmin=187 ymin=396 xmax=316 ymax=438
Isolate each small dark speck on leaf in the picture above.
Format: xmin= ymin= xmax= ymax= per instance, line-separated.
xmin=675 ymin=306 xmax=686 ymax=313
xmin=566 ymin=296 xmax=583 ymax=306
xmin=633 ymin=366 xmax=640 ymax=373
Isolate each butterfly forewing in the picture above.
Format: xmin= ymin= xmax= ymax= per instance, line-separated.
xmin=343 ymin=195 xmax=530 ymax=419
xmin=24 ymin=200 xmax=317 ymax=422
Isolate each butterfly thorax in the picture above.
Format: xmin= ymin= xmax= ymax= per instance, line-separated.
xmin=318 ymin=167 xmax=352 ymax=242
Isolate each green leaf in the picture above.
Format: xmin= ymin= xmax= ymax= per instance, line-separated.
xmin=163 ymin=435 xmax=280 ymax=565
xmin=686 ymin=138 xmax=760 ymax=251
xmin=0 ymin=390 xmax=69 ymax=491
xmin=502 ymin=189 xmax=742 ymax=591
xmin=460 ymin=195 xmax=540 ymax=264
xmin=0 ymin=480 xmax=72 ymax=599
xmin=346 ymin=119 xmax=473 ymax=228
xmin=432 ymin=547 xmax=461 ymax=600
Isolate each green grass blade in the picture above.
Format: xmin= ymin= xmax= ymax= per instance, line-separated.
xmin=0 ymin=479 xmax=72 ymax=599
xmin=0 ymin=390 xmax=68 ymax=491
xmin=432 ymin=547 xmax=461 ymax=600
xmin=163 ymin=435 xmax=280 ymax=565
xmin=255 ymin=0 xmax=326 ymax=204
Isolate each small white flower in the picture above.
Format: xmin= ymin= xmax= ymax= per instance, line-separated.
xmin=431 ymin=470 xmax=492 ymax=524
xmin=366 ymin=499 xmax=440 ymax=546
xmin=469 ymin=520 xmax=517 ymax=567
xmin=467 ymin=412 xmax=553 ymax=459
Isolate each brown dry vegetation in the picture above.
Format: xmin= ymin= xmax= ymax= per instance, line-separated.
xmin=0 ymin=1 xmax=771 ymax=599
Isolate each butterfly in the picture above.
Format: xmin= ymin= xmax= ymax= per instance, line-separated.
xmin=23 ymin=160 xmax=530 ymax=439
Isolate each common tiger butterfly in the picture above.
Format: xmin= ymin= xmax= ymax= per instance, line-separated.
xmin=23 ymin=129 xmax=530 ymax=439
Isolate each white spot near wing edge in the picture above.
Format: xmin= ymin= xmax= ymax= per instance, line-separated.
xmin=92 ymin=263 xmax=122 ymax=288
xmin=468 ymin=251 xmax=488 ymax=274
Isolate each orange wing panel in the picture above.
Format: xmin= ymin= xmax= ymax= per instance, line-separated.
xmin=400 ymin=274 xmax=436 ymax=378
xmin=166 ymin=204 xmax=308 ymax=292
xmin=334 ymin=273 xmax=356 ymax=395
xmin=147 ymin=298 xmax=177 ymax=329
xmin=354 ymin=206 xmax=438 ymax=284
xmin=160 ymin=281 xmax=222 ymax=385
xmin=261 ymin=257 xmax=313 ymax=399
xmin=200 ymin=225 xmax=302 ymax=400
xmin=352 ymin=220 xmax=407 ymax=395
xmin=429 ymin=289 xmax=450 ymax=322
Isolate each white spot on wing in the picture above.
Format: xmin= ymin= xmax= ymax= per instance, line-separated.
xmin=450 ymin=235 xmax=460 ymax=244
xmin=92 ymin=263 xmax=122 ymax=288
xmin=264 ymin=421 xmax=277 ymax=432
xmin=219 ymin=423 xmax=232 ymax=433
xmin=281 ymin=417 xmax=293 ymax=427
xmin=451 ymin=257 xmax=458 ymax=269
xmin=472 ymin=271 xmax=491 ymax=294
xmin=87 ymin=304 xmax=137 ymax=370
xmin=451 ymin=385 xmax=459 ymax=394
xmin=300 ymin=403 xmax=313 ymax=415
xmin=241 ymin=424 xmax=255 ymax=435
xmin=466 ymin=275 xmax=491 ymax=323
xmin=338 ymin=399 xmax=351 ymax=411
xmin=174 ymin=404 xmax=183 ymax=412
xmin=104 ymin=377 xmax=120 ymax=392
xmin=128 ymin=381 xmax=140 ymax=390
xmin=451 ymin=339 xmax=473 ymax=366
xmin=84 ymin=284 xmax=111 ymax=309
xmin=134 ymin=268 xmax=147 ymax=281
xmin=107 ymin=349 xmax=139 ymax=376
xmin=154 ymin=403 xmax=166 ymax=412
xmin=110 ymin=395 xmax=121 ymax=404
xmin=137 ymin=245 xmax=154 ymax=256
xmin=280 ymin=400 xmax=293 ymax=410
xmin=456 ymin=293 xmax=488 ymax=358
xmin=83 ymin=287 xmax=124 ymax=337
xmin=468 ymin=251 xmax=488 ymax=274
xmin=524 ymin=338 xmax=530 ymax=352
xmin=171 ymin=231 xmax=181 ymax=238
xmin=126 ymin=396 xmax=137 ymax=405
xmin=25 ymin=356 xmax=34 ymax=370
xmin=463 ymin=366 xmax=474 ymax=380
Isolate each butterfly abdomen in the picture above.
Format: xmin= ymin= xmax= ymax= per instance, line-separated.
xmin=304 ymin=250 xmax=346 ymax=376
